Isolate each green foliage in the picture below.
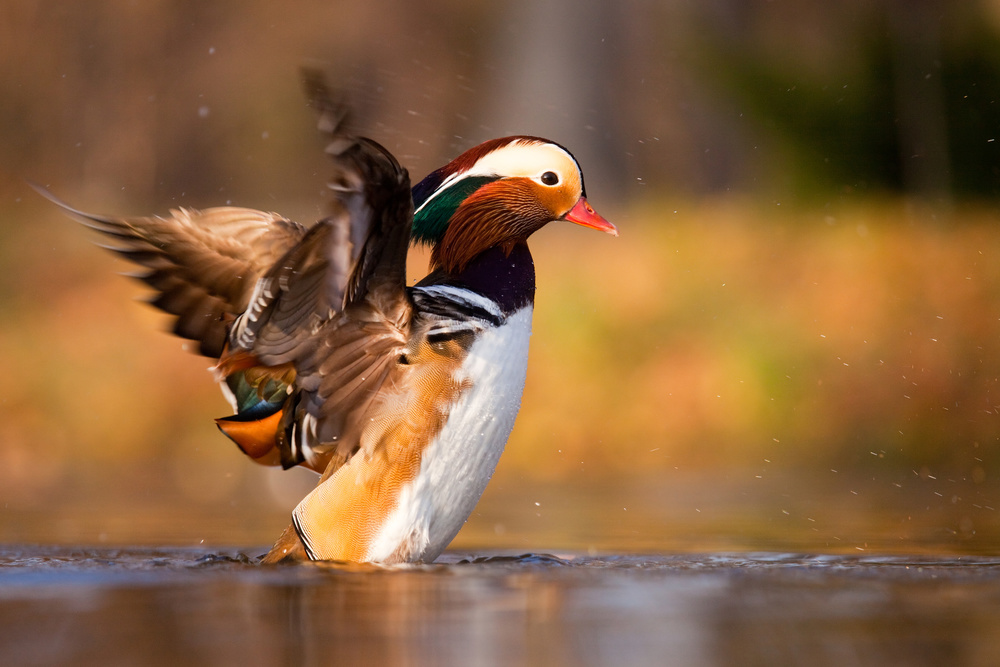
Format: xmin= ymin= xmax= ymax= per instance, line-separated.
xmin=942 ymin=29 xmax=1000 ymax=197
xmin=697 ymin=7 xmax=1000 ymax=199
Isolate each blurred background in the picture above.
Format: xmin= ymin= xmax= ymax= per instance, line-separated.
xmin=2 ymin=0 xmax=1000 ymax=556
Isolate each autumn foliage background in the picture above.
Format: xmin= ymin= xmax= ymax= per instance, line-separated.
xmin=3 ymin=0 xmax=1000 ymax=555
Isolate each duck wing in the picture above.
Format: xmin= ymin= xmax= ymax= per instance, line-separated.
xmin=220 ymin=72 xmax=415 ymax=472
xmin=38 ymin=188 xmax=308 ymax=358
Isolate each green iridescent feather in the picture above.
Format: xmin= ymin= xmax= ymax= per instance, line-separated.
xmin=411 ymin=176 xmax=497 ymax=244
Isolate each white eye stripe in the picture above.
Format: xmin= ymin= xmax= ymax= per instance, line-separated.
xmin=466 ymin=141 xmax=577 ymax=181
xmin=414 ymin=140 xmax=581 ymax=215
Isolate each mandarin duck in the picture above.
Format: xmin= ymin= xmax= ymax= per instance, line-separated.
xmin=43 ymin=75 xmax=617 ymax=564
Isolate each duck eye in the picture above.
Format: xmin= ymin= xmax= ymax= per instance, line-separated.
xmin=540 ymin=171 xmax=559 ymax=186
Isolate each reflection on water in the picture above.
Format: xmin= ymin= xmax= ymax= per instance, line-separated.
xmin=2 ymin=547 xmax=999 ymax=666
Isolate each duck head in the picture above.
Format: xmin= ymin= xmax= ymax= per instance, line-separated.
xmin=411 ymin=136 xmax=617 ymax=273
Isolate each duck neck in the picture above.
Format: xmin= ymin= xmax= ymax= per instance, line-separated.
xmin=421 ymin=243 xmax=535 ymax=315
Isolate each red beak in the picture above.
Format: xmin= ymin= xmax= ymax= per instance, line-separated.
xmin=564 ymin=197 xmax=618 ymax=236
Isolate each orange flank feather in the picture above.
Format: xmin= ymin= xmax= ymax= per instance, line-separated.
xmin=291 ymin=438 xmax=425 ymax=561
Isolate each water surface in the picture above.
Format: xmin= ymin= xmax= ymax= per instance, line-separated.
xmin=2 ymin=546 xmax=999 ymax=666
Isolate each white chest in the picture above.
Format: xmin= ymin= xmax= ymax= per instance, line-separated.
xmin=365 ymin=306 xmax=534 ymax=562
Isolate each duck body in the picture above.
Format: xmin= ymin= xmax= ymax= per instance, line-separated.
xmin=298 ymin=279 xmax=534 ymax=563
xmin=49 ymin=78 xmax=616 ymax=564
xmin=275 ymin=194 xmax=547 ymax=563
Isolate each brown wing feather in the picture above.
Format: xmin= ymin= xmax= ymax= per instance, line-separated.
xmin=293 ymin=312 xmax=409 ymax=467
xmin=232 ymin=154 xmax=413 ymax=472
xmin=225 ymin=74 xmax=416 ymax=476
xmin=37 ymin=186 xmax=308 ymax=358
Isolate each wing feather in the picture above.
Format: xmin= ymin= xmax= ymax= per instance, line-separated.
xmin=37 ymin=186 xmax=308 ymax=358
xmin=223 ymin=73 xmax=416 ymax=474
xmin=42 ymin=72 xmax=417 ymax=484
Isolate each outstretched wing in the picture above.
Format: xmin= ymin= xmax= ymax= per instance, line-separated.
xmin=38 ymin=187 xmax=307 ymax=358
xmin=219 ymin=72 xmax=416 ymax=473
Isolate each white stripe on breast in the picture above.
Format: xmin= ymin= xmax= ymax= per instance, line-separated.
xmin=365 ymin=305 xmax=534 ymax=562
xmin=411 ymin=284 xmax=505 ymax=321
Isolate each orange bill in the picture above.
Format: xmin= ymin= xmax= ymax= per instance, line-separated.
xmin=564 ymin=197 xmax=618 ymax=236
